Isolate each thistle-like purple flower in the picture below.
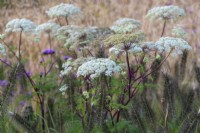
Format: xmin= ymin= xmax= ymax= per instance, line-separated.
xmin=20 ymin=101 xmax=26 ymax=107
xmin=0 ymin=80 xmax=9 ymax=87
xmin=41 ymin=49 xmax=55 ymax=55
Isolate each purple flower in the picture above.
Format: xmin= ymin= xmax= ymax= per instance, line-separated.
xmin=77 ymin=47 xmax=81 ymax=51
xmin=26 ymin=71 xmax=31 ymax=77
xmin=40 ymin=71 xmax=44 ymax=76
xmin=20 ymin=101 xmax=26 ymax=107
xmin=26 ymin=92 xmax=32 ymax=97
xmin=0 ymin=80 xmax=9 ymax=87
xmin=63 ymin=55 xmax=72 ymax=60
xmin=41 ymin=49 xmax=55 ymax=55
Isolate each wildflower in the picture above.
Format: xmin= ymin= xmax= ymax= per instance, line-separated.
xmin=109 ymin=44 xmax=142 ymax=56
xmin=155 ymin=37 xmax=192 ymax=56
xmin=46 ymin=3 xmax=82 ymax=19
xmin=63 ymin=55 xmax=72 ymax=60
xmin=141 ymin=42 xmax=157 ymax=52
xmin=60 ymin=57 xmax=94 ymax=77
xmin=5 ymin=18 xmax=36 ymax=33
xmin=59 ymin=84 xmax=68 ymax=95
xmin=111 ymin=18 xmax=141 ymax=34
xmin=20 ymin=101 xmax=26 ymax=107
xmin=77 ymin=58 xmax=121 ymax=80
xmin=171 ymin=26 xmax=187 ymax=39
xmin=83 ymin=91 xmax=89 ymax=99
xmin=56 ymin=25 xmax=96 ymax=49
xmin=41 ymin=49 xmax=55 ymax=55
xmin=0 ymin=43 xmax=6 ymax=55
xmin=0 ymin=80 xmax=9 ymax=87
xmin=104 ymin=31 xmax=145 ymax=48
xmin=0 ymin=34 xmax=6 ymax=39
xmin=146 ymin=5 xmax=186 ymax=21
xmin=35 ymin=22 xmax=60 ymax=35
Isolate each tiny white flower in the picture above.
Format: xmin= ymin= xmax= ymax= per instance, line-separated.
xmin=82 ymin=91 xmax=89 ymax=99
xmin=0 ymin=34 xmax=6 ymax=39
xmin=0 ymin=43 xmax=6 ymax=56
xmin=59 ymin=84 xmax=68 ymax=95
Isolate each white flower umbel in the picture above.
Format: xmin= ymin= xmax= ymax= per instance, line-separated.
xmin=56 ymin=25 xmax=96 ymax=49
xmin=111 ymin=18 xmax=141 ymax=34
xmin=35 ymin=22 xmax=60 ymax=35
xmin=5 ymin=18 xmax=36 ymax=33
xmin=59 ymin=84 xmax=68 ymax=95
xmin=46 ymin=3 xmax=82 ymax=19
xmin=140 ymin=42 xmax=157 ymax=52
xmin=0 ymin=43 xmax=6 ymax=56
xmin=155 ymin=37 xmax=192 ymax=56
xmin=60 ymin=58 xmax=73 ymax=76
xmin=77 ymin=58 xmax=121 ymax=80
xmin=109 ymin=44 xmax=142 ymax=56
xmin=171 ymin=26 xmax=187 ymax=39
xmin=60 ymin=57 xmax=94 ymax=77
xmin=146 ymin=5 xmax=186 ymax=21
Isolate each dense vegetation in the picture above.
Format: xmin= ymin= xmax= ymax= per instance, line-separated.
xmin=0 ymin=1 xmax=199 ymax=133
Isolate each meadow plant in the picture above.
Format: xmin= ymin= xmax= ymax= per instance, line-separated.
xmin=0 ymin=3 xmax=198 ymax=133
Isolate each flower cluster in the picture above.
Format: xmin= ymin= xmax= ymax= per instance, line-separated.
xmin=46 ymin=3 xmax=82 ymax=18
xmin=82 ymin=91 xmax=89 ymax=99
xmin=111 ymin=18 xmax=141 ymax=34
xmin=59 ymin=84 xmax=68 ymax=95
xmin=141 ymin=42 xmax=156 ymax=51
xmin=109 ymin=44 xmax=142 ymax=56
xmin=60 ymin=57 xmax=94 ymax=77
xmin=171 ymin=26 xmax=187 ymax=39
xmin=155 ymin=37 xmax=192 ymax=55
xmin=146 ymin=5 xmax=186 ymax=21
xmin=41 ymin=49 xmax=55 ymax=55
xmin=0 ymin=43 xmax=6 ymax=56
xmin=77 ymin=58 xmax=121 ymax=79
xmin=5 ymin=18 xmax=36 ymax=33
xmin=56 ymin=25 xmax=97 ymax=49
xmin=104 ymin=31 xmax=145 ymax=49
xmin=35 ymin=22 xmax=60 ymax=35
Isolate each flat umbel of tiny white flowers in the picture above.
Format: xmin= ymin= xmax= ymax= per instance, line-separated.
xmin=77 ymin=58 xmax=121 ymax=80
xmin=35 ymin=22 xmax=60 ymax=35
xmin=111 ymin=18 xmax=141 ymax=34
xmin=5 ymin=18 xmax=36 ymax=33
xmin=155 ymin=37 xmax=192 ymax=56
xmin=146 ymin=5 xmax=186 ymax=21
xmin=60 ymin=57 xmax=94 ymax=77
xmin=46 ymin=3 xmax=82 ymax=18
xmin=109 ymin=44 xmax=143 ymax=56
xmin=56 ymin=25 xmax=96 ymax=49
